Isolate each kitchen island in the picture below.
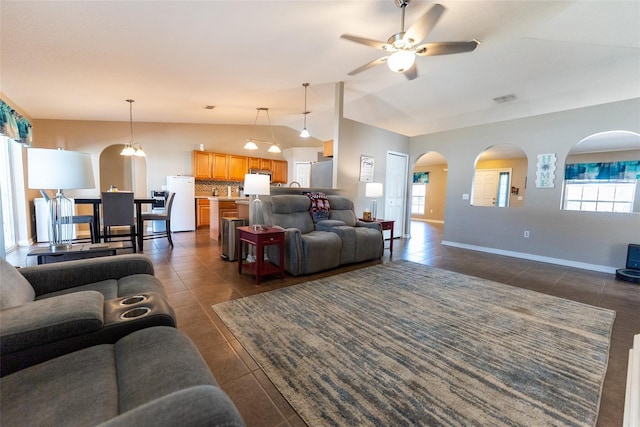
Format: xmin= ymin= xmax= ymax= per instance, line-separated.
xmin=208 ymin=197 xmax=249 ymax=241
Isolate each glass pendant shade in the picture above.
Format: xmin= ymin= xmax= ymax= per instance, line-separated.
xmin=387 ymin=50 xmax=416 ymax=73
xmin=121 ymin=99 xmax=145 ymax=157
xmin=244 ymin=140 xmax=259 ymax=150
xmin=267 ymin=144 xmax=281 ymax=153
xmin=300 ymin=83 xmax=311 ymax=138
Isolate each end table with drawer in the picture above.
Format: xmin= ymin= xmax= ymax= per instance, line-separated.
xmin=237 ymin=226 xmax=285 ymax=284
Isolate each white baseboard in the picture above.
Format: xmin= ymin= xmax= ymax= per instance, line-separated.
xmin=441 ymin=240 xmax=616 ymax=274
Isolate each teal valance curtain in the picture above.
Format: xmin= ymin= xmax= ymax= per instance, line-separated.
xmin=565 ymin=160 xmax=640 ymax=180
xmin=0 ymin=99 xmax=32 ymax=145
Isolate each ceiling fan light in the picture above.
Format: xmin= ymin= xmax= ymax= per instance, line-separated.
xmin=300 ymin=127 xmax=310 ymax=138
xmin=243 ymin=140 xmax=258 ymax=150
xmin=267 ymin=144 xmax=281 ymax=153
xmin=387 ymin=50 xmax=415 ymax=73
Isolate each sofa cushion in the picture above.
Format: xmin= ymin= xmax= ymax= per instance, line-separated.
xmin=1 ymin=343 xmax=119 ymax=426
xmin=305 ymin=192 xmax=331 ymax=223
xmin=0 ymin=258 xmax=35 ymax=309
xmin=266 ymin=195 xmax=315 ymax=234
xmin=34 ymin=274 xmax=165 ymax=301
xmin=0 ymin=291 xmax=104 ymax=354
xmin=327 ymin=196 xmax=357 ymax=226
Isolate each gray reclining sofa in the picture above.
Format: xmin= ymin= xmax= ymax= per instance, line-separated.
xmin=262 ymin=194 xmax=383 ymax=275
xmin=0 ymin=254 xmax=176 ymax=375
xmin=1 ymin=326 xmax=245 ymax=426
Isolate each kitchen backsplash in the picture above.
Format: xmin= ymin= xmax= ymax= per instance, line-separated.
xmin=195 ymin=179 xmax=244 ymax=196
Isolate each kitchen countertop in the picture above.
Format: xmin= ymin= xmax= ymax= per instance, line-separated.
xmin=206 ymin=196 xmax=249 ymax=202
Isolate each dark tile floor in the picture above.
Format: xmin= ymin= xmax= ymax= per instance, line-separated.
xmin=7 ymin=221 xmax=638 ymax=426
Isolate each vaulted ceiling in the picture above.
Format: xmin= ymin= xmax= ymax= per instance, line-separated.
xmin=1 ymin=1 xmax=639 ymax=146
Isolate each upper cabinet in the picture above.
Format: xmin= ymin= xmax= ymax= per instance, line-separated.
xmin=193 ymin=151 xmax=213 ymax=179
xmin=248 ymin=157 xmax=272 ymax=171
xmin=193 ymin=151 xmax=287 ymax=182
xmin=323 ymin=140 xmax=334 ymax=157
xmin=272 ymin=160 xmax=287 ymax=184
xmin=229 ymin=155 xmax=248 ymax=181
xmin=211 ymin=153 xmax=229 ymax=180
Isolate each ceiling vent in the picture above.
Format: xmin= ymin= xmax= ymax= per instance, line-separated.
xmin=493 ymin=94 xmax=518 ymax=104
xmin=204 ymin=105 xmax=215 ymax=110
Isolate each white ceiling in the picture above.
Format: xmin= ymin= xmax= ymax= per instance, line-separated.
xmin=1 ymin=1 xmax=639 ymax=146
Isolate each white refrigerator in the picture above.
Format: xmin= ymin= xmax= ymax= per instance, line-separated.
xmin=166 ymin=176 xmax=195 ymax=232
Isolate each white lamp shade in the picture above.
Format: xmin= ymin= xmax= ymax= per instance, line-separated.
xmin=244 ymin=173 xmax=270 ymax=196
xmin=365 ymin=182 xmax=383 ymax=198
xmin=28 ymin=148 xmax=95 ymax=190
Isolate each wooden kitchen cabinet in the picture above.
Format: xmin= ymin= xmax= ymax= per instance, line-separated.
xmin=247 ymin=157 xmax=261 ymax=170
xmin=229 ymin=155 xmax=247 ymax=181
xmin=212 ymin=153 xmax=229 ymax=180
xmin=248 ymin=157 xmax=273 ymax=171
xmin=193 ymin=151 xmax=213 ymax=179
xmin=272 ymin=160 xmax=288 ymax=184
xmin=196 ymin=198 xmax=210 ymax=228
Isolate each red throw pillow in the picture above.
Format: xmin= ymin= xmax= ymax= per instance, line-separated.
xmin=306 ymin=192 xmax=331 ymax=223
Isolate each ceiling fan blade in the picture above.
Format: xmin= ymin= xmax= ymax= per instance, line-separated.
xmin=347 ymin=57 xmax=389 ymax=76
xmin=403 ymin=63 xmax=418 ymax=80
xmin=403 ymin=3 xmax=445 ymax=45
xmin=415 ymin=41 xmax=479 ymax=56
xmin=340 ymin=34 xmax=389 ymax=50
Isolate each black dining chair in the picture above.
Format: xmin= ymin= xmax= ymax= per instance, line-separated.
xmin=139 ymin=192 xmax=176 ymax=250
xmin=39 ymin=190 xmax=96 ymax=244
xmin=101 ymin=191 xmax=136 ymax=252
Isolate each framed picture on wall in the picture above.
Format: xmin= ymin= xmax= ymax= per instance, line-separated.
xmin=359 ymin=155 xmax=375 ymax=182
xmin=413 ymin=171 xmax=429 ymax=183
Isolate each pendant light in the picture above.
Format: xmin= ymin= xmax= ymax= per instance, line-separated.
xmin=300 ymin=83 xmax=310 ymax=138
xmin=120 ymin=99 xmax=145 ymax=157
xmin=243 ymin=107 xmax=281 ymax=153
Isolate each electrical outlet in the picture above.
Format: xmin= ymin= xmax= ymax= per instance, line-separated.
xmin=523 ymin=230 xmax=530 ymax=238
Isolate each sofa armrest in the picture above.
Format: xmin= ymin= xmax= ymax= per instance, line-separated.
xmin=356 ymin=220 xmax=382 ymax=231
xmin=0 ymin=291 xmax=104 ymax=354
xmin=96 ymin=386 xmax=245 ymax=427
xmin=19 ymin=254 xmax=155 ymax=296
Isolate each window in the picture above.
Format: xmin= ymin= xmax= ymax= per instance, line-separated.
xmin=1 ymin=136 xmax=17 ymax=252
xmin=563 ymin=160 xmax=639 ymax=213
xmin=564 ymin=181 xmax=635 ymax=212
xmin=411 ymin=183 xmax=426 ymax=214
xmin=496 ymin=172 xmax=510 ymax=207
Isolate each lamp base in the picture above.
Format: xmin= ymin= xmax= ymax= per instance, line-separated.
xmin=48 ymin=243 xmax=73 ymax=252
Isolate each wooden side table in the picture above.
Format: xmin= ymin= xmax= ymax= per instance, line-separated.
xmin=359 ymin=218 xmax=395 ymax=254
xmin=237 ymin=226 xmax=285 ymax=284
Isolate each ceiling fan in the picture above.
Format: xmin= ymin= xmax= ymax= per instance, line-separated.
xmin=341 ymin=1 xmax=479 ymax=80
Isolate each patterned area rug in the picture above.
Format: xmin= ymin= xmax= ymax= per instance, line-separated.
xmin=213 ymin=261 xmax=615 ymax=426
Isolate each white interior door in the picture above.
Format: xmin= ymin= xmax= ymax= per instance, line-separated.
xmin=385 ymin=151 xmax=408 ymax=238
xmin=472 ymin=170 xmax=499 ymax=206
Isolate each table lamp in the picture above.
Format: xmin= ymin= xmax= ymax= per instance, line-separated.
xmin=28 ymin=148 xmax=95 ymax=250
xmin=244 ymin=173 xmax=270 ymax=229
xmin=365 ymin=182 xmax=383 ymax=220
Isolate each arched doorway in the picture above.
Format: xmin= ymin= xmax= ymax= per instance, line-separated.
xmin=412 ymin=151 xmax=448 ymax=223
xmin=99 ymin=145 xmax=147 ymax=197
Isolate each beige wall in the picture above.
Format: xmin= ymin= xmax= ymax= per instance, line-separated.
xmin=31 ymin=119 xmax=322 ymax=196
xmin=412 ymin=163 xmax=448 ymax=222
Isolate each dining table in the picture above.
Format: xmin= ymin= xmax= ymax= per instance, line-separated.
xmin=74 ymin=197 xmax=155 ymax=251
